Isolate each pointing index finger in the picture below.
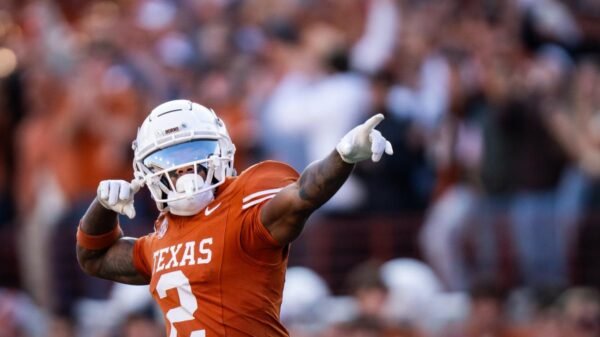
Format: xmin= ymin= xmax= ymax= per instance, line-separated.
xmin=363 ymin=114 xmax=384 ymax=131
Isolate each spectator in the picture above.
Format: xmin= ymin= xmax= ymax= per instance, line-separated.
xmin=450 ymin=280 xmax=522 ymax=337
xmin=555 ymin=288 xmax=600 ymax=337
xmin=117 ymin=309 xmax=164 ymax=337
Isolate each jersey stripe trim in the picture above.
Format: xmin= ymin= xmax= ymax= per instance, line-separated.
xmin=242 ymin=188 xmax=283 ymax=203
xmin=242 ymin=194 xmax=277 ymax=210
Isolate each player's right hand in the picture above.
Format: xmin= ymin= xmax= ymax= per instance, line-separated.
xmin=97 ymin=180 xmax=142 ymax=219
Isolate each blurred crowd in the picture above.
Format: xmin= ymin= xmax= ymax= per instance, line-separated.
xmin=1 ymin=0 xmax=600 ymax=336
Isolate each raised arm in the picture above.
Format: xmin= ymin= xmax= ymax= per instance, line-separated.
xmin=76 ymin=181 xmax=149 ymax=285
xmin=260 ymin=114 xmax=393 ymax=245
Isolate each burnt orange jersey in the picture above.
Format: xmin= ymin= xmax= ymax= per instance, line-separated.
xmin=132 ymin=161 xmax=299 ymax=337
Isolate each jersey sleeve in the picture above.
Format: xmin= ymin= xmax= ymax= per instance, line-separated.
xmin=132 ymin=235 xmax=153 ymax=279
xmin=239 ymin=161 xmax=299 ymax=259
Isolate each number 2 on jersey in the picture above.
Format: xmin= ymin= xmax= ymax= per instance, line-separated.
xmin=156 ymin=270 xmax=206 ymax=337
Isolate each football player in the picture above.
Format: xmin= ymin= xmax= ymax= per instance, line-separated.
xmin=76 ymin=99 xmax=393 ymax=337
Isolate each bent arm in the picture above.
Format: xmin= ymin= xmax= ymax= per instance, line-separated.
xmin=260 ymin=150 xmax=354 ymax=245
xmin=76 ymin=200 xmax=149 ymax=285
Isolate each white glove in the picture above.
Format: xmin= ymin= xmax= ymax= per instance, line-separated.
xmin=97 ymin=179 xmax=143 ymax=219
xmin=336 ymin=113 xmax=394 ymax=163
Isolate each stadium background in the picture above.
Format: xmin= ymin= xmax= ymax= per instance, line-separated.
xmin=1 ymin=0 xmax=600 ymax=336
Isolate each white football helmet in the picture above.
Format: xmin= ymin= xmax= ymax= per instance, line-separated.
xmin=132 ymin=99 xmax=236 ymax=212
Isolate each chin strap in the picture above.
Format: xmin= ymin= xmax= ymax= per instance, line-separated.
xmin=167 ymin=174 xmax=215 ymax=216
xmin=167 ymin=190 xmax=214 ymax=216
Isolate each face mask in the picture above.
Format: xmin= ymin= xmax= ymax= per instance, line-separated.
xmin=166 ymin=173 xmax=214 ymax=216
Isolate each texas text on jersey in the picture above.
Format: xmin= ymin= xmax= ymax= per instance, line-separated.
xmin=132 ymin=161 xmax=299 ymax=337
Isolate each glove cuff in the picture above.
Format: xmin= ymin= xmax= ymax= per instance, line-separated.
xmin=97 ymin=197 xmax=111 ymax=210
xmin=336 ymin=142 xmax=358 ymax=164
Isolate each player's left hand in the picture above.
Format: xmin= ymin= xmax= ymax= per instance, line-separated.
xmin=336 ymin=113 xmax=394 ymax=163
